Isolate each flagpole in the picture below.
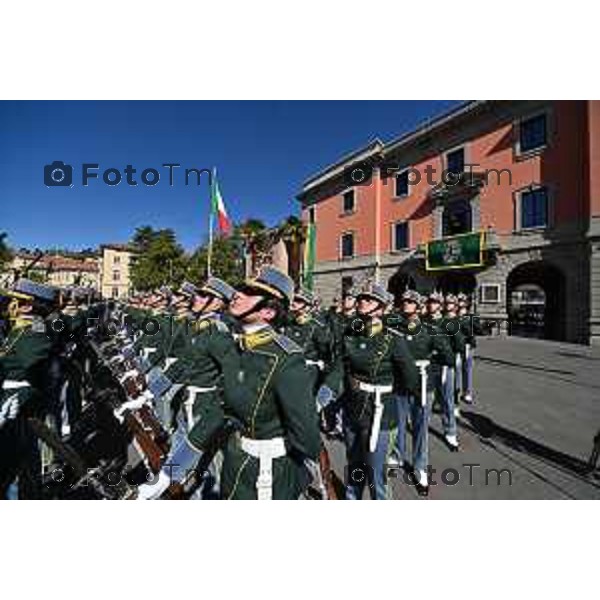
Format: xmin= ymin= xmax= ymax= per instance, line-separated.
xmin=207 ymin=168 xmax=216 ymax=278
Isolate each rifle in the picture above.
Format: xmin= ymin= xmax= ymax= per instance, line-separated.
xmin=28 ymin=417 xmax=136 ymax=499
xmin=318 ymin=445 xmax=338 ymax=499
xmin=121 ymin=409 xmax=165 ymax=474
xmin=161 ymin=419 xmax=240 ymax=500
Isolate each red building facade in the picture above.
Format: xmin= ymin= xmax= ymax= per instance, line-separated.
xmin=298 ymin=101 xmax=600 ymax=345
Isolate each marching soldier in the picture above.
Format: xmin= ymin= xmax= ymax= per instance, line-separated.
xmin=391 ymin=290 xmax=454 ymax=495
xmin=212 ymin=267 xmax=321 ymax=499
xmin=136 ymin=277 xmax=238 ymax=499
xmin=457 ymin=293 xmax=477 ymax=404
xmin=424 ymin=291 xmax=460 ymax=451
xmin=322 ymin=288 xmax=357 ymax=436
xmin=336 ymin=283 xmax=419 ymax=500
xmin=282 ymin=286 xmax=334 ymax=395
xmin=444 ymin=293 xmax=466 ymax=419
xmin=0 ymin=279 xmax=60 ymax=498
xmin=149 ymin=268 xmax=319 ymax=500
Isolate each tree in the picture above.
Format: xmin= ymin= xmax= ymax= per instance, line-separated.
xmin=187 ymin=234 xmax=245 ymax=287
xmin=277 ymin=215 xmax=306 ymax=284
xmin=129 ymin=227 xmax=187 ymax=291
xmin=132 ymin=226 xmax=156 ymax=254
xmin=0 ymin=232 xmax=14 ymax=274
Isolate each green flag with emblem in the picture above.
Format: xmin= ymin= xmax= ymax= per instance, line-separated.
xmin=426 ymin=231 xmax=484 ymax=271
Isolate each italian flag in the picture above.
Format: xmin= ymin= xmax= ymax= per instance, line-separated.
xmin=211 ymin=174 xmax=232 ymax=235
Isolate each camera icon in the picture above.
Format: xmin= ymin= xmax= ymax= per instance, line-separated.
xmin=345 ymin=462 xmax=374 ymax=489
xmin=344 ymin=160 xmax=373 ymax=187
xmin=44 ymin=161 xmax=73 ymax=187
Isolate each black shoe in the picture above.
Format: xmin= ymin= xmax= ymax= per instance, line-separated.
xmin=415 ymin=482 xmax=429 ymax=497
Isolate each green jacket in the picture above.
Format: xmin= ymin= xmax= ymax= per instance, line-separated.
xmin=217 ymin=326 xmax=321 ymax=500
xmin=281 ymin=313 xmax=334 ymax=392
xmin=335 ymin=323 xmax=419 ymax=430
xmin=0 ymin=318 xmax=54 ymax=413
xmin=392 ymin=315 xmax=455 ymax=366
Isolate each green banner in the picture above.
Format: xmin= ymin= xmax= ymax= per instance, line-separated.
xmin=426 ymin=231 xmax=484 ymax=271
xmin=302 ymin=223 xmax=316 ymax=290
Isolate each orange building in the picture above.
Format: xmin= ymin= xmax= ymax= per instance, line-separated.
xmin=298 ymin=101 xmax=600 ymax=345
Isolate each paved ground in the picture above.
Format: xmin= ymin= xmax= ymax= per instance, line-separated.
xmin=325 ymin=336 xmax=600 ymax=499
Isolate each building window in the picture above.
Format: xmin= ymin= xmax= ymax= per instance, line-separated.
xmin=442 ymin=199 xmax=472 ymax=236
xmin=340 ymin=232 xmax=355 ymax=259
xmin=342 ymin=190 xmax=355 ymax=214
xmin=114 ymin=255 xmax=121 ymax=265
xmin=446 ymin=147 xmax=465 ymax=175
xmin=521 ymin=187 xmax=548 ymax=229
xmin=308 ymin=206 xmax=316 ymax=224
xmin=393 ymin=222 xmax=409 ymax=251
xmin=480 ymin=284 xmax=501 ymax=304
xmin=113 ymin=270 xmax=120 ymax=281
xmin=518 ymin=113 xmax=547 ymax=154
xmin=112 ymin=287 xmax=119 ymax=298
xmin=395 ymin=170 xmax=410 ymax=197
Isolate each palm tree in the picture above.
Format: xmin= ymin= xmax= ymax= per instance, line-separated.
xmin=236 ymin=219 xmax=267 ymax=276
xmin=277 ymin=216 xmax=306 ymax=284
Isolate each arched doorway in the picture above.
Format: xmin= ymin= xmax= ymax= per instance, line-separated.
xmin=506 ymin=261 xmax=566 ymax=341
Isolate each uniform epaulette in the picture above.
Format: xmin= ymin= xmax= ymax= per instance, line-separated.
xmin=273 ymin=333 xmax=303 ymax=354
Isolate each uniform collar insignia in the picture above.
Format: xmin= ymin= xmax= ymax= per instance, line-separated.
xmin=240 ymin=325 xmax=274 ymax=350
xmin=368 ymin=321 xmax=383 ymax=337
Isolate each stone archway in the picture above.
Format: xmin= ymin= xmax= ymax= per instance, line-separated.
xmin=506 ymin=260 xmax=566 ymax=341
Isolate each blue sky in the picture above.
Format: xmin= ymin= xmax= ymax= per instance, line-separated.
xmin=0 ymin=100 xmax=460 ymax=252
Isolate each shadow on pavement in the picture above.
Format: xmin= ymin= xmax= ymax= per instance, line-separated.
xmin=460 ymin=410 xmax=600 ymax=487
xmin=477 ymin=356 xmax=574 ymax=376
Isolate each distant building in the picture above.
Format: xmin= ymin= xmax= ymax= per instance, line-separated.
xmin=4 ymin=252 xmax=100 ymax=289
xmin=99 ymin=244 xmax=135 ymax=299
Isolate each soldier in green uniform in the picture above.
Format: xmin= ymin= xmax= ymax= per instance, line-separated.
xmin=0 ymin=280 xmax=60 ymax=498
xmin=281 ymin=286 xmax=334 ymax=396
xmin=457 ymin=293 xmax=478 ymax=404
xmin=335 ymin=283 xmax=419 ymax=500
xmin=391 ymin=290 xmax=454 ymax=495
xmin=214 ymin=267 xmax=321 ymax=500
xmin=444 ymin=293 xmax=466 ymax=421
xmin=135 ymin=277 xmax=238 ymax=499
xmin=322 ymin=288 xmax=357 ymax=435
xmin=424 ymin=291 xmax=460 ymax=451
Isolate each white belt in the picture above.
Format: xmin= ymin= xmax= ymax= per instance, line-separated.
xmin=357 ymin=380 xmax=393 ymax=452
xmin=415 ymin=360 xmax=430 ymax=407
xmin=240 ymin=436 xmax=287 ymax=500
xmin=184 ymin=385 xmax=217 ymax=431
xmin=305 ymin=359 xmax=325 ymax=371
xmin=2 ymin=380 xmax=31 ymax=390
